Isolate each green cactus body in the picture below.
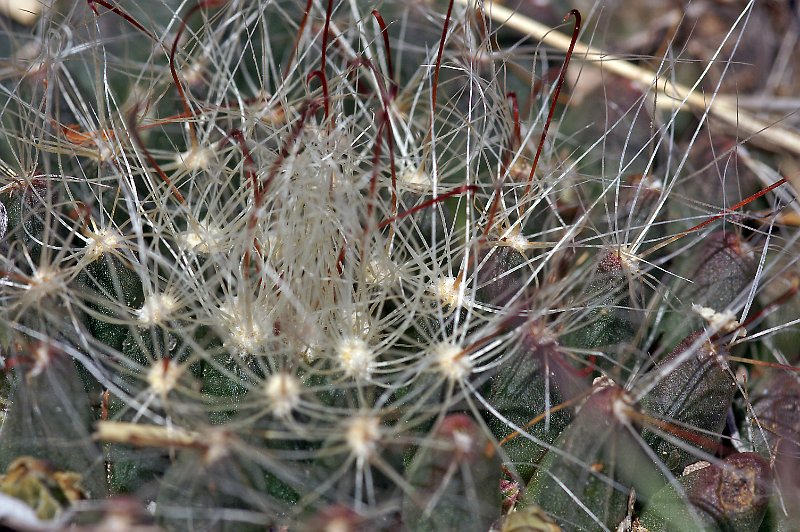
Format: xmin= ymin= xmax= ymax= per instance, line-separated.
xmin=0 ymin=0 xmax=796 ymax=529
xmin=522 ymin=386 xmax=662 ymax=531
xmin=759 ymin=276 xmax=800 ymax=362
xmin=747 ymin=373 xmax=800 ymax=530
xmin=563 ymin=251 xmax=637 ymax=354
xmin=614 ymin=174 xmax=663 ymax=244
xmin=201 ymin=355 xmax=252 ymax=424
xmin=486 ymin=332 xmax=575 ymax=482
xmin=688 ymin=232 xmax=756 ymax=313
xmin=638 ymin=452 xmax=772 ymax=532
xmin=79 ymin=254 xmax=144 ymax=351
xmin=661 ymin=231 xmax=755 ymax=350
xmin=0 ymin=182 xmax=47 ymax=250
xmin=748 ymin=372 xmax=800 ymax=456
xmin=640 ymin=332 xmax=736 ymax=475
xmin=477 ymin=245 xmax=529 ymax=310
xmin=0 ymin=350 xmax=105 ymax=497
xmin=105 ymin=440 xmax=171 ymax=496
xmin=403 ymin=414 xmax=502 ymax=531
xmin=158 ymin=441 xmax=289 ymax=532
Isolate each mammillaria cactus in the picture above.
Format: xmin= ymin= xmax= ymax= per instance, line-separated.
xmin=1 ymin=0 xmax=799 ymax=530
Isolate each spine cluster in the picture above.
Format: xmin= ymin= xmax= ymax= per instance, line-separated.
xmin=0 ymin=1 xmax=798 ymax=530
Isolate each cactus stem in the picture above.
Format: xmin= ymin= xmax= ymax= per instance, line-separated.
xmin=487 ymin=389 xmax=591 ymax=457
xmin=625 ymin=407 xmax=725 ymax=455
xmin=722 ymin=274 xmax=800 ymax=344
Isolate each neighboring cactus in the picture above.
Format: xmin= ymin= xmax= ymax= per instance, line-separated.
xmin=747 ymin=372 xmax=800 ymax=530
xmin=639 ymin=332 xmax=737 ymax=475
xmin=403 ymin=414 xmax=501 ymax=531
xmin=0 ymin=0 xmax=798 ymax=530
xmin=521 ymin=385 xmax=661 ymax=530
xmin=638 ymin=453 xmax=772 ymax=532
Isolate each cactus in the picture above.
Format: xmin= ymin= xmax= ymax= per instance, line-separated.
xmin=638 ymin=453 xmax=773 ymax=532
xmin=521 ymin=385 xmax=664 ymax=530
xmin=0 ymin=0 xmax=799 ymax=530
